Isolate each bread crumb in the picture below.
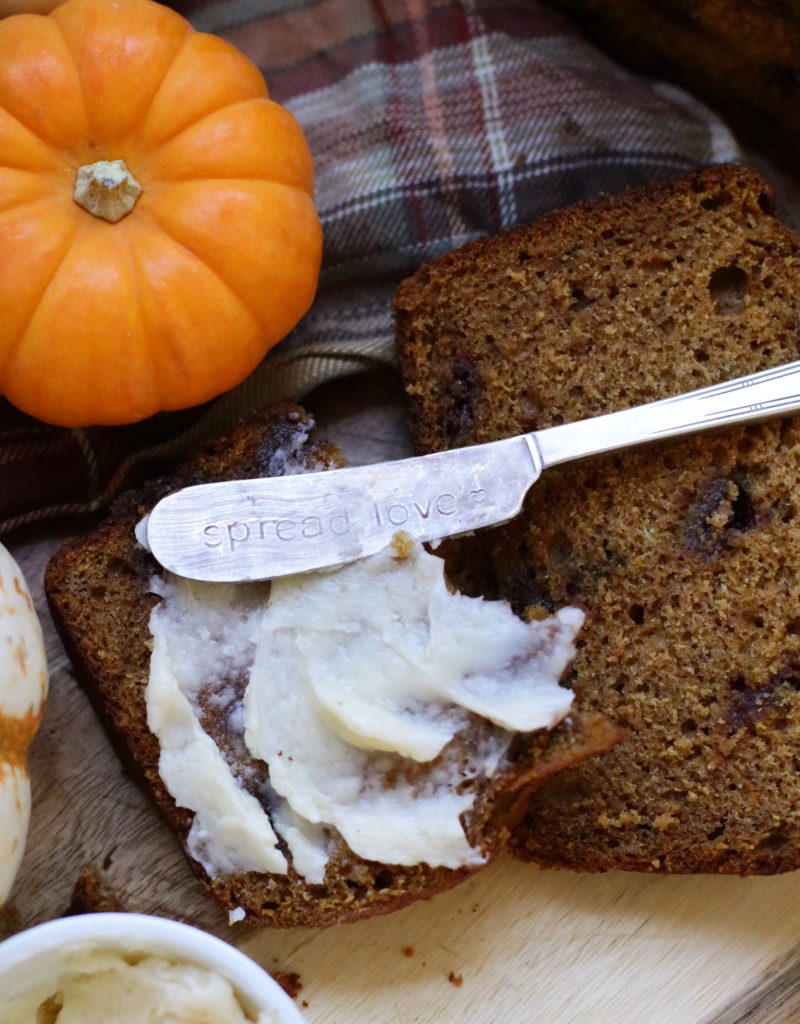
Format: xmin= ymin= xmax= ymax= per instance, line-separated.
xmin=64 ymin=863 xmax=123 ymax=916
xmin=0 ymin=904 xmax=21 ymax=940
xmin=391 ymin=531 xmax=414 ymax=559
xmin=274 ymin=971 xmax=303 ymax=1000
xmin=447 ymin=971 xmax=463 ymax=987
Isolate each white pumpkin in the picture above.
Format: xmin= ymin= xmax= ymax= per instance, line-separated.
xmin=0 ymin=542 xmax=47 ymax=904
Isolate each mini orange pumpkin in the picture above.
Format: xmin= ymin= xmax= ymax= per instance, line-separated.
xmin=0 ymin=0 xmax=322 ymax=426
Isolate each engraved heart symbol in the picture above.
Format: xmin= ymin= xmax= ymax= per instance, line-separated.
xmin=469 ymin=489 xmax=487 ymax=503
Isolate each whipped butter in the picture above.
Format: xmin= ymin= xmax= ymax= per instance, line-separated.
xmin=147 ymin=543 xmax=583 ymax=878
xmin=0 ymin=949 xmax=275 ymax=1024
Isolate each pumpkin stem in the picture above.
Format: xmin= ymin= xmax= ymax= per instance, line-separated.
xmin=73 ymin=159 xmax=142 ymax=223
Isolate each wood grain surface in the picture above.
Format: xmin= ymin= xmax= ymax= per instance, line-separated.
xmin=6 ymin=369 xmax=800 ymax=1024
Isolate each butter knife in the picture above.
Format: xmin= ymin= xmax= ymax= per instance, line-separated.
xmin=147 ymin=359 xmax=800 ymax=583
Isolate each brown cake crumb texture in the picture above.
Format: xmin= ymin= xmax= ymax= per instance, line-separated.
xmin=395 ymin=163 xmax=800 ymax=875
xmin=45 ymin=405 xmax=619 ymax=927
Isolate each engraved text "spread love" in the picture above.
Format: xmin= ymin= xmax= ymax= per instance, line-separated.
xmin=201 ymin=488 xmax=489 ymax=553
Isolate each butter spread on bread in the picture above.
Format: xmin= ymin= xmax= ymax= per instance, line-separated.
xmin=147 ymin=543 xmax=583 ymax=879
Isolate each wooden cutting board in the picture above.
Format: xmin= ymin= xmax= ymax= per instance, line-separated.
xmin=6 ymin=369 xmax=800 ymax=1024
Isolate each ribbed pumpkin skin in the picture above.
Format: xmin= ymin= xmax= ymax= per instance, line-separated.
xmin=0 ymin=0 xmax=322 ymax=426
xmin=0 ymin=542 xmax=47 ymax=904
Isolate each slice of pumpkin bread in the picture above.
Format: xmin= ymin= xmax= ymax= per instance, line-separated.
xmin=45 ymin=404 xmax=619 ymax=925
xmin=394 ymin=163 xmax=800 ymax=874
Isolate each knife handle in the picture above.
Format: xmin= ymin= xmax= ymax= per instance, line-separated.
xmin=532 ymin=359 xmax=800 ymax=469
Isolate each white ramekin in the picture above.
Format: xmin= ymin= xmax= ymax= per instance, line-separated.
xmin=0 ymin=912 xmax=306 ymax=1023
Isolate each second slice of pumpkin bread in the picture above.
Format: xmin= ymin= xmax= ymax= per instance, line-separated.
xmin=394 ymin=163 xmax=800 ymax=874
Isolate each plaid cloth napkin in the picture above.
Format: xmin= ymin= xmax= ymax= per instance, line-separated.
xmin=0 ymin=0 xmax=742 ymax=534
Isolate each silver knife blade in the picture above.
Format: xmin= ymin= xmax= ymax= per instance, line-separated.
xmin=147 ymin=358 xmax=800 ymax=582
xmin=146 ymin=434 xmax=542 ymax=583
